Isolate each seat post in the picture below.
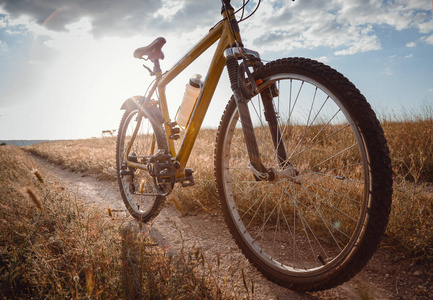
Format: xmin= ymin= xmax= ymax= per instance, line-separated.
xmin=153 ymin=59 xmax=162 ymax=75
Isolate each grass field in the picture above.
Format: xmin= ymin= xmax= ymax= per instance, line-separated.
xmin=24 ymin=115 xmax=433 ymax=261
xmin=0 ymin=144 xmax=243 ymax=299
xmin=3 ymin=111 xmax=432 ymax=298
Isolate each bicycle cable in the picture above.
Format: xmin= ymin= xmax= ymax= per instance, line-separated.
xmin=238 ymin=0 xmax=260 ymax=23
xmin=238 ymin=0 xmax=250 ymax=21
xmin=219 ymin=0 xmax=261 ymax=48
xmin=145 ymin=78 xmax=156 ymax=96
xmin=216 ymin=0 xmax=255 ymax=27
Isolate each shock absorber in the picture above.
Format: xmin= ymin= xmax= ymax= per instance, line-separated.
xmin=224 ymin=49 xmax=267 ymax=177
xmin=226 ymin=55 xmax=239 ymax=90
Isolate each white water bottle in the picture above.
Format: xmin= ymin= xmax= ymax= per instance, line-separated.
xmin=175 ymin=74 xmax=203 ymax=129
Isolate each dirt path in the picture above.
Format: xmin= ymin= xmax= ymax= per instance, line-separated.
xmin=31 ymin=154 xmax=432 ymax=299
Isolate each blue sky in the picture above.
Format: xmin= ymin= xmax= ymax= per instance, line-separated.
xmin=0 ymin=0 xmax=432 ymax=140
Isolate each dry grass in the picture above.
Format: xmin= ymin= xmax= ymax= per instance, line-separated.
xmin=25 ymin=137 xmax=118 ymax=180
xmin=24 ymin=131 xmax=220 ymax=212
xmin=383 ymin=119 xmax=433 ymax=182
xmin=0 ymin=145 xmax=244 ymax=299
xmin=379 ymin=107 xmax=433 ymax=260
xmin=24 ymin=113 xmax=433 ymax=262
xmin=170 ymin=129 xmax=220 ymax=212
xmin=1 ymin=145 xmax=121 ymax=298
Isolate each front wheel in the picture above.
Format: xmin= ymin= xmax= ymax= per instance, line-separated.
xmin=214 ymin=58 xmax=392 ymax=291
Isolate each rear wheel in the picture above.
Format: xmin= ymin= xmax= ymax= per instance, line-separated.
xmin=116 ymin=104 xmax=167 ymax=222
xmin=215 ymin=58 xmax=392 ymax=290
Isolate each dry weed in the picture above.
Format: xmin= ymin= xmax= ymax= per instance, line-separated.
xmin=1 ymin=145 xmax=244 ymax=299
xmin=23 ymin=111 xmax=433 ymax=263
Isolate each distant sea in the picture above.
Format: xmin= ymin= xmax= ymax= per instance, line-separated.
xmin=0 ymin=140 xmax=52 ymax=147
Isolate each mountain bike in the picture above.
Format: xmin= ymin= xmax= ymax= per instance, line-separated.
xmin=116 ymin=0 xmax=393 ymax=291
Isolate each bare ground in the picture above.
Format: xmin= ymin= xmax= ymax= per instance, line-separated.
xmin=30 ymin=154 xmax=432 ymax=299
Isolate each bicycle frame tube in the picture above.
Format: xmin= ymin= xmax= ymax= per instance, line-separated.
xmin=157 ymin=21 xmax=223 ymax=158
xmin=154 ymin=10 xmax=240 ymax=176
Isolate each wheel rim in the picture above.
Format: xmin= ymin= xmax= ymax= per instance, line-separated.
xmin=221 ymin=74 xmax=371 ymax=276
xmin=118 ymin=110 xmax=159 ymax=217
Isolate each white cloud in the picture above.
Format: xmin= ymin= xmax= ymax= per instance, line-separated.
xmin=335 ymin=0 xmax=432 ymax=32
xmin=1 ymin=12 xmax=32 ymax=28
xmin=384 ymin=67 xmax=393 ymax=76
xmin=0 ymin=40 xmax=8 ymax=51
xmin=334 ymin=25 xmax=382 ymax=55
xmin=1 ymin=0 xmax=433 ymax=57
xmin=406 ymin=41 xmax=416 ymax=47
xmin=334 ymin=38 xmax=381 ymax=55
xmin=244 ymin=0 xmax=432 ymax=56
xmin=418 ymin=19 xmax=433 ymax=33
xmin=36 ymin=17 xmax=93 ymax=50
xmin=0 ymin=9 xmax=31 ymax=36
xmin=0 ymin=0 xmax=222 ymax=38
xmin=153 ymin=1 xmax=184 ymax=21
xmin=5 ymin=28 xmax=27 ymax=35
xmin=395 ymin=0 xmax=431 ymax=10
xmin=0 ymin=17 xmax=6 ymax=29
xmin=424 ymin=34 xmax=433 ymax=44
xmin=250 ymin=2 xmax=382 ymax=55
xmin=315 ymin=56 xmax=329 ymax=63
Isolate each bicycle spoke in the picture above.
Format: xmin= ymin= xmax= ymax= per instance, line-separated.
xmin=215 ymin=57 xmax=391 ymax=291
xmin=307 ymin=143 xmax=359 ymax=172
xmin=288 ymin=177 xmax=361 ymax=217
xmin=117 ymin=108 xmax=165 ymax=221
xmin=283 ymin=183 xmax=352 ymax=236
xmin=288 ymin=87 xmax=318 ymax=157
xmin=277 ymin=198 xmax=307 ymax=263
xmin=290 ymin=119 xmax=349 ymax=163
xmin=299 ymin=170 xmax=364 ymax=185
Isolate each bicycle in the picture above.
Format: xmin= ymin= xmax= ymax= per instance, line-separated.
xmin=116 ymin=0 xmax=393 ymax=291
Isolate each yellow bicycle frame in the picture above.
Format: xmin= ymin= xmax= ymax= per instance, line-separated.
xmin=126 ymin=8 xmax=242 ymax=179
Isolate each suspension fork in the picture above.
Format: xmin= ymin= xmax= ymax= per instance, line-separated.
xmin=260 ymin=87 xmax=289 ymax=168
xmin=225 ymin=52 xmax=268 ymax=176
xmin=225 ymin=50 xmax=296 ymax=181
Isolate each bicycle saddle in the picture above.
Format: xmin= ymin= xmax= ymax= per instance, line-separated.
xmin=133 ymin=37 xmax=166 ymax=61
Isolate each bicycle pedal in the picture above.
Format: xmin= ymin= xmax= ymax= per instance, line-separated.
xmin=180 ymin=168 xmax=195 ymax=187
